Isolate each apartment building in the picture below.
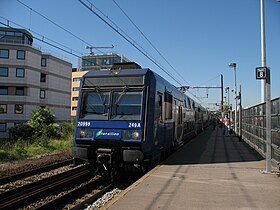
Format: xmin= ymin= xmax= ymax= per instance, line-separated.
xmin=71 ymin=53 xmax=130 ymax=117
xmin=0 ymin=27 xmax=72 ymax=138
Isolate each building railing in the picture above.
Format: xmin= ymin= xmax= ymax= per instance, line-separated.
xmin=0 ymin=38 xmax=41 ymax=51
xmin=233 ymin=97 xmax=280 ymax=168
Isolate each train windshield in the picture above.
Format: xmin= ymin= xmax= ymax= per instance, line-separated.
xmin=79 ymin=91 xmax=110 ymax=120
xmin=79 ymin=89 xmax=143 ymax=121
xmin=111 ymin=90 xmax=143 ymax=120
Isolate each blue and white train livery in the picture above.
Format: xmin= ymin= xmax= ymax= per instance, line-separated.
xmin=72 ymin=64 xmax=208 ymax=177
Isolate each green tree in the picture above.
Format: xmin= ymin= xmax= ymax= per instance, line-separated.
xmin=29 ymin=107 xmax=56 ymax=134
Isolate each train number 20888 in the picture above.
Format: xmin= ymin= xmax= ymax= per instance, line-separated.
xmin=77 ymin=121 xmax=91 ymax=127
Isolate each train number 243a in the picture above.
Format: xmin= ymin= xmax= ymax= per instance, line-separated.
xmin=128 ymin=122 xmax=141 ymax=128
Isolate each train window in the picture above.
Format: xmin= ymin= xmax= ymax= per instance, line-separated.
xmin=79 ymin=91 xmax=110 ymax=120
xmin=164 ymin=92 xmax=173 ymax=120
xmin=187 ymin=98 xmax=191 ymax=109
xmin=111 ymin=90 xmax=143 ymax=120
xmin=157 ymin=93 xmax=163 ymax=121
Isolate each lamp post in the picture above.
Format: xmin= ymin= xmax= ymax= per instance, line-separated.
xmin=225 ymin=87 xmax=230 ymax=107
xmin=225 ymin=87 xmax=232 ymax=131
xmin=229 ymin=63 xmax=237 ymax=134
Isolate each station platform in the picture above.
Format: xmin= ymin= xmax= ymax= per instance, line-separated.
xmin=104 ymin=126 xmax=280 ymax=210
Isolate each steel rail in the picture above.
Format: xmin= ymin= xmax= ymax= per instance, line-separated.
xmin=36 ymin=176 xmax=111 ymax=210
xmin=0 ymin=159 xmax=73 ymax=185
xmin=0 ymin=165 xmax=89 ymax=210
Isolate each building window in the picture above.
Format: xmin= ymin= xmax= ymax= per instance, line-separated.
xmin=72 ymin=87 xmax=79 ymax=91
xmin=73 ymin=78 xmax=80 ymax=82
xmin=15 ymin=32 xmax=23 ymax=37
xmin=15 ymin=104 xmax=23 ymax=114
xmin=0 ymin=123 xmax=6 ymax=132
xmin=17 ymin=50 xmax=26 ymax=60
xmin=16 ymin=87 xmax=24 ymax=95
xmin=0 ymin=104 xmax=7 ymax=113
xmin=40 ymin=90 xmax=45 ymax=99
xmin=0 ymin=67 xmax=8 ymax=77
xmin=16 ymin=68 xmax=25 ymax=78
xmin=0 ymin=87 xmax=8 ymax=95
xmin=40 ymin=73 xmax=46 ymax=82
xmin=72 ymin=97 xmax=79 ymax=101
xmin=0 ymin=49 xmax=9 ymax=58
xmin=72 ymin=107 xmax=77 ymax=111
xmin=41 ymin=58 xmax=46 ymax=67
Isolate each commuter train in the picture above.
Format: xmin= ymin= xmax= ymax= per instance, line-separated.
xmin=72 ymin=63 xmax=209 ymax=178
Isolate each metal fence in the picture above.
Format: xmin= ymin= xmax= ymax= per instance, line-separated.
xmin=236 ymin=97 xmax=280 ymax=167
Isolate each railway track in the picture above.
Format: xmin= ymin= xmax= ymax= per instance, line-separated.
xmin=36 ymin=176 xmax=112 ymax=209
xmin=0 ymin=165 xmax=90 ymax=210
xmin=0 ymin=159 xmax=73 ymax=185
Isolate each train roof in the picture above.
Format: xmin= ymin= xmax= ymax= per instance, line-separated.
xmin=83 ymin=68 xmax=151 ymax=77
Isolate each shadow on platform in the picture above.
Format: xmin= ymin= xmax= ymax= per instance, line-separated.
xmin=163 ymin=126 xmax=263 ymax=165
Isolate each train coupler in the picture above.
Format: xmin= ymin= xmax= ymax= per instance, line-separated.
xmin=96 ymin=148 xmax=114 ymax=165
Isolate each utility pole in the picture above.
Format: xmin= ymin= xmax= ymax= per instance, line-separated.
xmin=257 ymin=0 xmax=272 ymax=173
xmin=238 ymin=85 xmax=242 ymax=141
xmin=221 ymin=74 xmax=224 ymax=118
xmin=260 ymin=0 xmax=266 ymax=103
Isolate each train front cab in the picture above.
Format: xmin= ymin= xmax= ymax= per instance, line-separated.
xmin=72 ymin=69 xmax=155 ymax=174
xmin=72 ymin=68 xmax=200 ymax=174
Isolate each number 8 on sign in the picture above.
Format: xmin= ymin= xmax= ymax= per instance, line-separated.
xmin=256 ymin=67 xmax=267 ymax=80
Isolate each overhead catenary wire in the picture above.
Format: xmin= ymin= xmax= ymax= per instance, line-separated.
xmin=16 ymin=0 xmax=106 ymax=55
xmin=1 ymin=25 xmax=131 ymax=98
xmin=79 ymin=0 xmax=206 ymax=106
xmin=112 ymin=0 xmax=192 ymax=87
xmin=16 ymin=0 xmax=183 ymax=93
xmin=0 ymin=16 xmax=110 ymax=71
xmin=112 ymin=0 xmax=209 ymax=106
xmin=17 ymin=0 xmax=204 ymax=106
xmin=0 ymin=16 xmax=83 ymax=56
xmin=78 ymin=0 xmax=183 ymax=87
xmin=3 ymin=1 xmax=207 ymax=107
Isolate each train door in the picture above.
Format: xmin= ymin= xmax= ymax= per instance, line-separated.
xmin=154 ymin=92 xmax=164 ymax=149
xmin=164 ymin=91 xmax=174 ymax=149
xmin=175 ymin=99 xmax=183 ymax=145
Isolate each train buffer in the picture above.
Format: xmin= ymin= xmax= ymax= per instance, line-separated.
xmin=104 ymin=126 xmax=280 ymax=210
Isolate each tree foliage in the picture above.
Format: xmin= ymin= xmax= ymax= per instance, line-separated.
xmin=9 ymin=123 xmax=34 ymax=141
xmin=10 ymin=106 xmax=62 ymax=141
xmin=29 ymin=107 xmax=56 ymax=134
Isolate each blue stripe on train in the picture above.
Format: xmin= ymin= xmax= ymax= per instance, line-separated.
xmin=77 ymin=120 xmax=142 ymax=129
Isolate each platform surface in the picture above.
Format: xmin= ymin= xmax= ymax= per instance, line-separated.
xmin=106 ymin=126 xmax=280 ymax=210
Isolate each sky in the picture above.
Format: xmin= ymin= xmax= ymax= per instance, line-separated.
xmin=1 ymin=0 xmax=279 ymax=109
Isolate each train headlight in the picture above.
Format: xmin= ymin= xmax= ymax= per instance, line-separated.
xmin=76 ymin=128 xmax=94 ymax=139
xmin=132 ymin=131 xmax=140 ymax=139
xmin=122 ymin=130 xmax=141 ymax=140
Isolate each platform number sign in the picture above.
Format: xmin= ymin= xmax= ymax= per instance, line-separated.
xmin=256 ymin=67 xmax=267 ymax=80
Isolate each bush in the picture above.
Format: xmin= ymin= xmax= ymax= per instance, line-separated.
xmin=1 ymin=107 xmax=74 ymax=162
xmin=60 ymin=121 xmax=74 ymax=140
xmin=45 ymin=124 xmax=61 ymax=139
xmin=9 ymin=123 xmax=34 ymax=141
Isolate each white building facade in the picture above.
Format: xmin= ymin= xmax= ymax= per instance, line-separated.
xmin=0 ymin=27 xmax=72 ymax=138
